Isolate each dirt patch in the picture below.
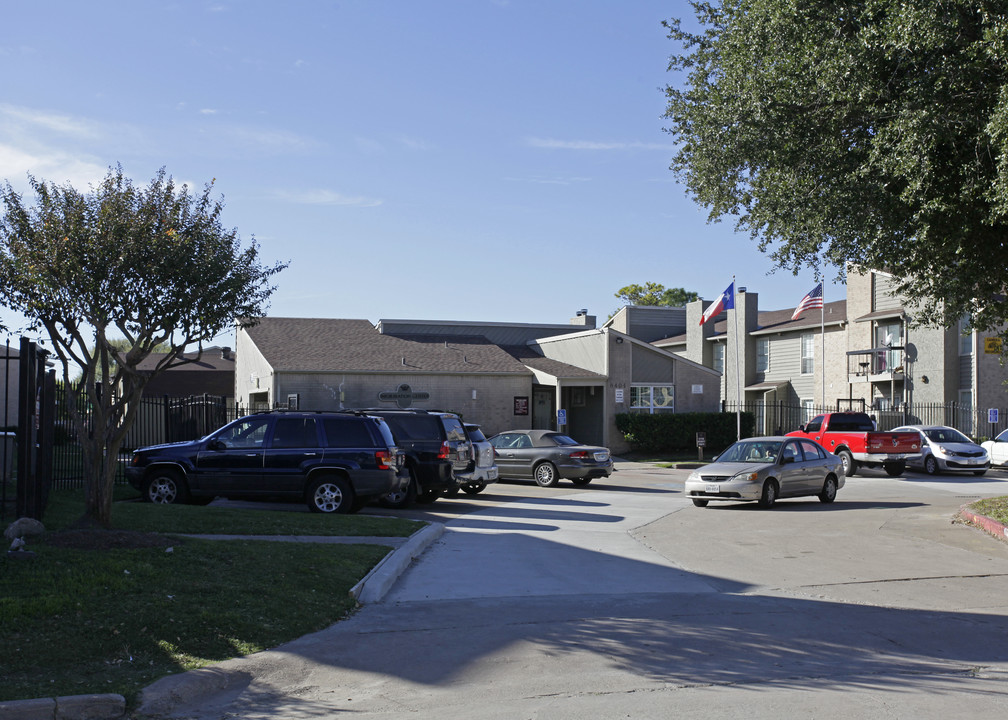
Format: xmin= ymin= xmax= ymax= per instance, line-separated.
xmin=41 ymin=529 xmax=178 ymax=550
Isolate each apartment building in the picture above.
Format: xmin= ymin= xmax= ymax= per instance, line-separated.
xmin=607 ymin=268 xmax=1008 ymax=435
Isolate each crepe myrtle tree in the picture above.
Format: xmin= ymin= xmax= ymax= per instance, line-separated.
xmin=0 ymin=165 xmax=288 ymax=527
xmin=664 ymin=0 xmax=1008 ymax=332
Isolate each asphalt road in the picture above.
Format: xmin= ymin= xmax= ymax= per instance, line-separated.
xmin=140 ymin=463 xmax=1008 ymax=719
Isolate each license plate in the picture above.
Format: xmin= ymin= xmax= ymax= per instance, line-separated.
xmin=705 ymin=483 xmax=720 ymax=493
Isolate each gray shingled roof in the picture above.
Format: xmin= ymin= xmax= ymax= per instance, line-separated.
xmin=246 ymin=318 xmax=533 ymax=374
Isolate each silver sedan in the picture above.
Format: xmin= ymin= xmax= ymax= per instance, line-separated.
xmin=685 ymin=436 xmax=844 ymax=508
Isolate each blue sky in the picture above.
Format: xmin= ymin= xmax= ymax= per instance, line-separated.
xmin=1 ymin=1 xmax=834 ymax=346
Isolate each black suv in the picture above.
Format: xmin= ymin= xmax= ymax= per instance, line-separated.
xmin=125 ymin=411 xmax=406 ymax=514
xmin=359 ymin=409 xmax=472 ymax=508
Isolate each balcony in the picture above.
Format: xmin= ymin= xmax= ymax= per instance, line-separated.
xmin=847 ymin=346 xmax=905 ymax=384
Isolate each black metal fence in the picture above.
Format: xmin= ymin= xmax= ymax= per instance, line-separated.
xmin=723 ymin=399 xmax=1008 ymax=440
xmin=50 ymin=392 xmax=244 ymax=490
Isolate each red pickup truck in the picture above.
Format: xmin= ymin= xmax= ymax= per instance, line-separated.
xmin=787 ymin=412 xmax=920 ymax=477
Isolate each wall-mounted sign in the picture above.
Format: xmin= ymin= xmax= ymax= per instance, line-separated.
xmin=615 ymin=388 xmax=624 ymax=404
xmin=985 ymin=337 xmax=1003 ymax=354
xmin=378 ymin=383 xmax=430 ymax=409
xmin=692 ymin=384 xmax=703 ymax=394
xmin=514 ymin=396 xmax=529 ymax=415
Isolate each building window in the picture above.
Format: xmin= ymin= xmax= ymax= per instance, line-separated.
xmin=801 ymin=333 xmax=814 ymax=374
xmin=959 ymin=315 xmax=973 ymax=356
xmin=630 ymin=385 xmax=675 ymax=414
xmin=756 ymin=338 xmax=769 ymax=372
xmin=802 ymin=399 xmax=815 ymax=423
xmin=713 ymin=343 xmax=725 ymax=375
xmin=875 ymin=320 xmax=903 ymax=372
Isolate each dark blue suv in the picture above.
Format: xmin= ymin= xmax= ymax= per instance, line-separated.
xmin=125 ymin=411 xmax=406 ymax=513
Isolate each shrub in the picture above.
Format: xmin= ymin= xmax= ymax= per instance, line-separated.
xmin=615 ymin=411 xmax=755 ymax=454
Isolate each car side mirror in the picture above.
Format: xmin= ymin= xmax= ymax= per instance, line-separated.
xmin=781 ymin=455 xmax=795 ymax=465
xmin=209 ymin=439 xmax=226 ymax=451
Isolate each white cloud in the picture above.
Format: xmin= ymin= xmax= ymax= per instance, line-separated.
xmin=270 ymin=188 xmax=383 ymax=207
xmin=229 ymin=126 xmax=318 ymax=152
xmin=200 ymin=108 xmax=219 ymax=115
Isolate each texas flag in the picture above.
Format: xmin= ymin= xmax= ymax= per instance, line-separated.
xmin=700 ymin=282 xmax=734 ymax=326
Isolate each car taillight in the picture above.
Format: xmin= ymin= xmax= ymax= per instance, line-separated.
xmin=375 ymin=450 xmax=393 ymax=470
xmin=438 ymin=441 xmax=450 ymax=460
xmin=569 ymin=451 xmax=590 ymax=460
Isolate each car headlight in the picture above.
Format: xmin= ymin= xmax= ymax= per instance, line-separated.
xmin=732 ymin=471 xmax=759 ymax=483
xmin=687 ymin=471 xmax=701 ymax=483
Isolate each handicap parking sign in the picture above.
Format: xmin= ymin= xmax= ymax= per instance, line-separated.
xmin=558 ymin=409 xmax=567 ymax=426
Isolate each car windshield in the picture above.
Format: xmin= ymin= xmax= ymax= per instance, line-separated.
xmin=718 ymin=440 xmax=782 ymax=463
xmin=466 ymin=426 xmax=487 ymax=442
xmin=924 ymin=427 xmax=971 ymax=443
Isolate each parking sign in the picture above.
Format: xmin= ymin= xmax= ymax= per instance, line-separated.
xmin=990 ymin=408 xmax=999 ymax=424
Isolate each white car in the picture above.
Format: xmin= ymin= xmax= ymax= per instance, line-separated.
xmin=981 ymin=428 xmax=1008 ymax=470
xmin=894 ymin=425 xmax=989 ymax=475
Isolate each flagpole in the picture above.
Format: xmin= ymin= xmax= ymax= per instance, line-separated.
xmin=820 ymin=288 xmax=825 ymax=410
xmin=733 ymin=275 xmax=741 ymax=441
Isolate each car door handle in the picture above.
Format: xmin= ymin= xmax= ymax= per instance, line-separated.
xmin=304 ymin=453 xmax=318 ymax=457
xmin=246 ymin=453 xmax=258 ymax=457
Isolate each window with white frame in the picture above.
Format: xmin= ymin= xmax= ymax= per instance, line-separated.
xmin=959 ymin=315 xmax=973 ymax=356
xmin=756 ymin=337 xmax=769 ymax=372
xmin=802 ymin=399 xmax=815 ymax=423
xmin=800 ymin=333 xmax=814 ymax=374
xmin=630 ymin=385 xmax=675 ymax=414
xmin=713 ymin=343 xmax=725 ymax=375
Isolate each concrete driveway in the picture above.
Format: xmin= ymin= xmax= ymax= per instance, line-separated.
xmin=139 ymin=463 xmax=1008 ymax=719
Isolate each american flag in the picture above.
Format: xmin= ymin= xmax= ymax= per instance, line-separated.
xmin=791 ymin=283 xmax=823 ymax=320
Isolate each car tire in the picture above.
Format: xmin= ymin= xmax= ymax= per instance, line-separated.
xmin=758 ymin=479 xmax=778 ymax=508
xmin=819 ymin=476 xmax=838 ymax=503
xmin=570 ymin=477 xmax=592 ymax=486
xmin=380 ymin=468 xmax=418 ymax=509
xmin=838 ymin=449 xmax=857 ymax=477
xmin=883 ymin=461 xmax=905 ymax=477
xmin=462 ymin=482 xmax=486 ymax=495
xmin=307 ymin=475 xmax=353 ymax=514
xmin=416 ymin=486 xmax=441 ymax=504
xmin=691 ymin=498 xmax=709 ymax=508
xmin=143 ymin=469 xmax=189 ymax=505
xmin=534 ymin=462 xmax=560 ymax=487
xmin=924 ymin=455 xmax=939 ymax=475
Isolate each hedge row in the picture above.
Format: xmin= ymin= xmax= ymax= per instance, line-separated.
xmin=615 ymin=412 xmax=755 ymax=454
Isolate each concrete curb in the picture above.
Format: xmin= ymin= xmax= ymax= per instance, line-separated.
xmin=0 ymin=693 xmax=126 ymax=720
xmin=351 ymin=521 xmax=445 ymax=603
xmin=959 ymin=504 xmax=1008 ymax=542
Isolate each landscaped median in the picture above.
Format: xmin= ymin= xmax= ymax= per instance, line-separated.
xmin=959 ymin=496 xmax=1008 ymax=542
xmin=0 ymin=487 xmax=423 ymax=712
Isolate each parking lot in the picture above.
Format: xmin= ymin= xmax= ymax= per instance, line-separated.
xmin=159 ymin=460 xmax=1008 ymax=719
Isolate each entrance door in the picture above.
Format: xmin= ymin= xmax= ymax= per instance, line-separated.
xmin=532 ymin=387 xmax=554 ymax=430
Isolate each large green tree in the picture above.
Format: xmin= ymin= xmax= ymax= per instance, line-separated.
xmin=0 ymin=166 xmax=287 ymax=527
xmin=663 ymin=1 xmax=1008 ymax=331
xmin=614 ymin=282 xmax=698 ymax=308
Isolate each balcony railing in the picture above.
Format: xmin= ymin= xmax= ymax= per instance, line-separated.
xmin=846 ymin=346 xmax=905 ymax=383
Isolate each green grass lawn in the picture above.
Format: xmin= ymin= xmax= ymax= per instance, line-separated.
xmin=0 ymin=487 xmax=423 ymax=707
